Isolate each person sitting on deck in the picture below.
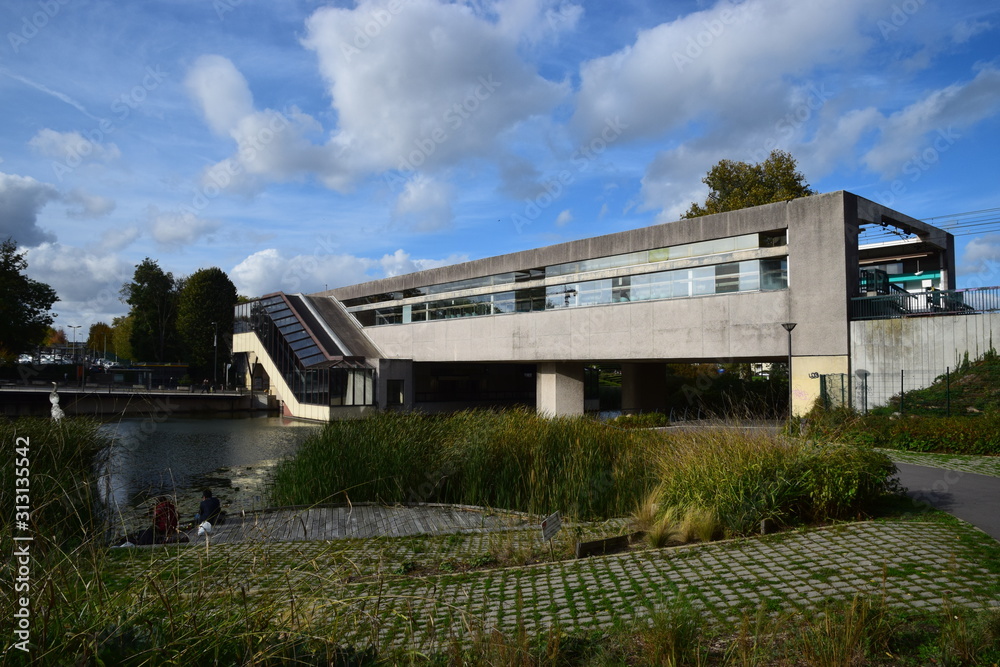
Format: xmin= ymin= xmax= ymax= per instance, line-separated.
xmin=195 ymin=488 xmax=222 ymax=526
xmin=124 ymin=496 xmax=183 ymax=546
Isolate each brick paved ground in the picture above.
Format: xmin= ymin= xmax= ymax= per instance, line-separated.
xmin=111 ymin=518 xmax=1000 ymax=654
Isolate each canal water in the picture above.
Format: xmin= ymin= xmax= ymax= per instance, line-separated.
xmin=97 ymin=415 xmax=321 ymax=530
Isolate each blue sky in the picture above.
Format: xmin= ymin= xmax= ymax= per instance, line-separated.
xmin=2 ymin=0 xmax=999 ymax=332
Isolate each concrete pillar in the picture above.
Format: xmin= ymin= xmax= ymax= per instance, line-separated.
xmin=790 ymin=355 xmax=850 ymax=417
xmin=621 ymin=363 xmax=668 ymax=413
xmin=536 ymin=362 xmax=585 ymax=417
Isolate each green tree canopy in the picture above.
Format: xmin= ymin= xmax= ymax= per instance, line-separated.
xmin=0 ymin=238 xmax=58 ymax=361
xmin=86 ymin=322 xmax=114 ymax=359
xmin=111 ymin=315 xmax=134 ymax=363
xmin=121 ymin=258 xmax=179 ymax=363
xmin=176 ymin=267 xmax=238 ymax=382
xmin=683 ymin=150 xmax=814 ymax=218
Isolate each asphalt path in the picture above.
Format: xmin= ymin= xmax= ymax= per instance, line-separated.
xmin=894 ymin=462 xmax=1000 ymax=541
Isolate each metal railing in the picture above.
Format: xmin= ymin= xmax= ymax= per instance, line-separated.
xmin=851 ymin=286 xmax=1000 ymax=320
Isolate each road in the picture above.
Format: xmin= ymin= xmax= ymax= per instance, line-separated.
xmin=894 ymin=462 xmax=1000 ymax=541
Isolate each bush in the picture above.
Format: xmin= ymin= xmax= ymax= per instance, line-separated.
xmin=803 ymin=408 xmax=1000 ymax=455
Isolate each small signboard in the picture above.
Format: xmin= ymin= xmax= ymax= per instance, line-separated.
xmin=540 ymin=512 xmax=561 ymax=542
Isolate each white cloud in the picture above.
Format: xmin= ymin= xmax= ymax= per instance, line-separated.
xmin=185 ymin=56 xmax=344 ymax=194
xmin=302 ymin=0 xmax=567 ymax=175
xmin=960 ymin=234 xmax=1000 ymax=280
xmin=147 ymin=207 xmax=222 ymax=248
xmin=392 ymin=175 xmax=454 ymax=231
xmin=0 ymin=172 xmax=59 ymax=246
xmin=492 ymin=0 xmax=583 ymax=44
xmin=231 ymin=247 xmax=467 ymax=297
xmin=99 ymin=225 xmax=142 ymax=252
xmin=573 ymin=0 xmax=892 ymax=142
xmin=65 ymin=188 xmax=116 ymax=219
xmin=555 ymin=209 xmax=572 ymax=226
xmin=951 ymin=19 xmax=992 ymax=44
xmin=863 ymin=65 xmax=1000 ymax=178
xmin=23 ymin=242 xmax=132 ymax=325
xmin=184 ymin=55 xmax=255 ymax=136
xmin=28 ymin=128 xmax=121 ymax=163
xmin=378 ymin=248 xmax=467 ymax=277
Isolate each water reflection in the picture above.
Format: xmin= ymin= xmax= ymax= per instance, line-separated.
xmin=97 ymin=415 xmax=320 ymax=515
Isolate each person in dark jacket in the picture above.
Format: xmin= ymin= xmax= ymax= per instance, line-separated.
xmin=195 ymin=488 xmax=222 ymax=525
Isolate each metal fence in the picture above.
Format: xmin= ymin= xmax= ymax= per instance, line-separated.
xmin=822 ymin=361 xmax=1000 ymax=416
xmin=851 ymin=286 xmax=1000 ymax=320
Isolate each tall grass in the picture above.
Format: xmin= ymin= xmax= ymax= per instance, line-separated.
xmin=270 ymin=409 xmax=659 ymax=520
xmin=646 ymin=428 xmax=897 ymax=537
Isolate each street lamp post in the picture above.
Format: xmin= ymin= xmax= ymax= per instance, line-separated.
xmin=781 ymin=322 xmax=796 ymax=419
xmin=68 ymin=325 xmax=81 ymax=387
xmin=211 ymin=321 xmax=218 ymax=389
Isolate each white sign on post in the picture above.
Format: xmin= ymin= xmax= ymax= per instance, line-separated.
xmin=540 ymin=511 xmax=561 ymax=542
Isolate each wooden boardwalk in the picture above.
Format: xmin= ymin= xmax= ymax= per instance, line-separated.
xmin=196 ymin=504 xmax=533 ymax=544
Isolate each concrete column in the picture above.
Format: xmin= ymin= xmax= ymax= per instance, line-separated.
xmin=536 ymin=362 xmax=585 ymax=417
xmin=791 ymin=355 xmax=850 ymax=417
xmin=621 ymin=363 xmax=667 ymax=413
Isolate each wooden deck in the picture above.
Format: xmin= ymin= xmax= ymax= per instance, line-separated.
xmin=194 ymin=504 xmax=533 ymax=544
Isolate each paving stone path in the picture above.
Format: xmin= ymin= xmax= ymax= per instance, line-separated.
xmin=136 ymin=518 xmax=1000 ymax=653
xmin=324 ymin=521 xmax=998 ymax=651
xmin=883 ymin=450 xmax=1000 ymax=478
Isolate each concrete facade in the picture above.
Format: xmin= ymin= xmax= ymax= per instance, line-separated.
xmin=235 ymin=191 xmax=958 ymax=419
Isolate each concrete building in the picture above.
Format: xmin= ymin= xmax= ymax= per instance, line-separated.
xmin=233 ymin=190 xmax=963 ymax=421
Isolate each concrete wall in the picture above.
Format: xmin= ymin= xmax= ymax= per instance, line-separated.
xmin=342 ymin=192 xmax=857 ymax=372
xmin=850 ymin=313 xmax=1000 ymax=409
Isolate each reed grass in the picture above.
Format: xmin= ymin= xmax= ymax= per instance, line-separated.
xmin=270 ymin=409 xmax=659 ymax=520
xmin=647 ymin=427 xmax=897 ymax=537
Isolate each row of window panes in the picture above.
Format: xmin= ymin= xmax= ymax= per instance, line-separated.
xmin=342 ymin=231 xmax=785 ymax=308
xmin=354 ymin=258 xmax=787 ymax=326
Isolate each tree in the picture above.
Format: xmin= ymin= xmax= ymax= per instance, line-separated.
xmin=176 ymin=267 xmax=238 ymax=383
xmin=683 ymin=150 xmax=813 ymax=218
xmin=87 ymin=322 xmax=114 ymax=360
xmin=121 ymin=259 xmax=179 ymax=362
xmin=0 ymin=238 xmax=58 ymax=362
xmin=111 ymin=315 xmax=134 ymax=363
xmin=44 ymin=327 xmax=67 ymax=348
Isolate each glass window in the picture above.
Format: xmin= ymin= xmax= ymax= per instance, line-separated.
xmin=692 ymin=266 xmax=715 ymax=296
xmin=546 ymin=284 xmax=577 ymax=309
xmin=715 ymin=263 xmax=740 ymax=294
xmin=739 ymin=261 xmax=760 ymax=292
xmin=761 ymin=258 xmax=788 ymax=291
xmin=759 ymin=230 xmax=787 ymax=248
xmin=612 ymin=276 xmax=631 ymax=302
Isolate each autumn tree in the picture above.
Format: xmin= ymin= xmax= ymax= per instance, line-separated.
xmin=121 ymin=258 xmax=179 ymax=362
xmin=44 ymin=327 xmax=67 ymax=348
xmin=683 ymin=150 xmax=813 ymax=218
xmin=176 ymin=267 xmax=238 ymax=382
xmin=0 ymin=238 xmax=58 ymax=362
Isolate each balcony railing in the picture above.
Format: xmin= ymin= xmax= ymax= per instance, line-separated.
xmin=851 ymin=286 xmax=1000 ymax=320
